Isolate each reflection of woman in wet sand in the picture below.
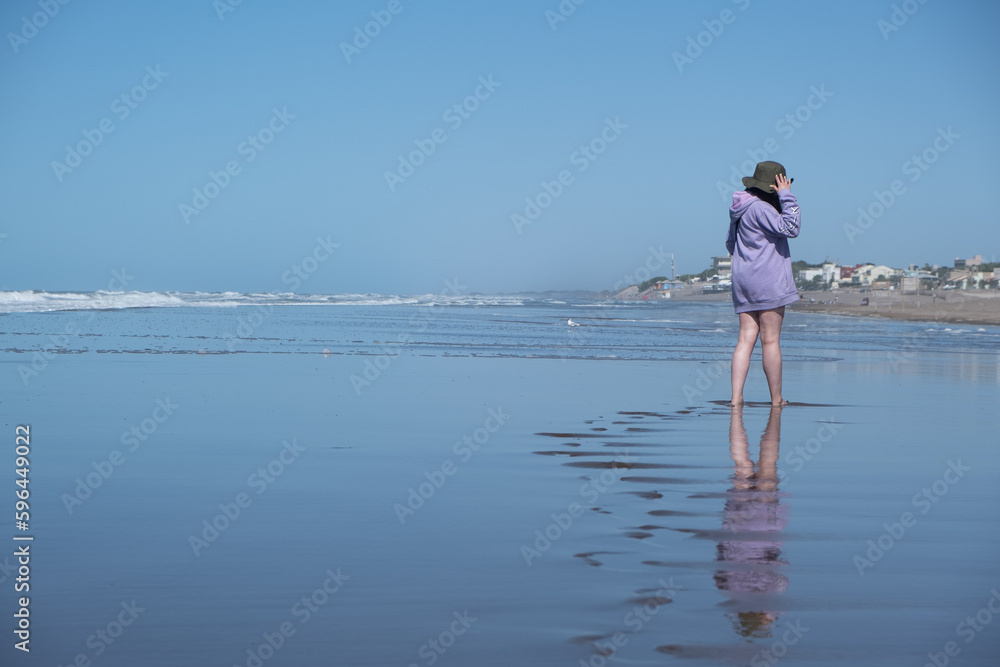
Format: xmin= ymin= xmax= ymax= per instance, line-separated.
xmin=714 ymin=406 xmax=788 ymax=638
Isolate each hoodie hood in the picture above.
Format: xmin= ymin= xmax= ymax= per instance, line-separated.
xmin=730 ymin=190 xmax=758 ymax=224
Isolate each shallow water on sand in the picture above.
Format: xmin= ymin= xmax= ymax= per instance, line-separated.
xmin=0 ymin=300 xmax=997 ymax=666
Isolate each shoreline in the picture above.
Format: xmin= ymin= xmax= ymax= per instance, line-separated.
xmin=642 ymin=287 xmax=1000 ymax=327
xmin=787 ymin=302 xmax=1000 ymax=327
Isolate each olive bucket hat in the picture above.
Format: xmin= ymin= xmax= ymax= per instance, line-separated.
xmin=742 ymin=161 xmax=793 ymax=192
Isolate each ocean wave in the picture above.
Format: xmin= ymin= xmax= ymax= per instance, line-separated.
xmin=0 ymin=291 xmax=527 ymax=314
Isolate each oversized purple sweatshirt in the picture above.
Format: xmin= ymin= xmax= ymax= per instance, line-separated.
xmin=725 ymin=189 xmax=801 ymax=313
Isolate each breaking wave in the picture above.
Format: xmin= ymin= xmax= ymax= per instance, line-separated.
xmin=0 ymin=290 xmax=530 ymax=314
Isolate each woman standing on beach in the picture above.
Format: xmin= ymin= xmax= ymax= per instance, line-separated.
xmin=726 ymin=161 xmax=801 ymax=406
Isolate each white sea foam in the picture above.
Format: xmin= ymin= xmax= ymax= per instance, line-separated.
xmin=0 ymin=290 xmax=527 ymax=313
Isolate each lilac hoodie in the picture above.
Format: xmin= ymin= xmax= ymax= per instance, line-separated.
xmin=725 ymin=189 xmax=801 ymax=313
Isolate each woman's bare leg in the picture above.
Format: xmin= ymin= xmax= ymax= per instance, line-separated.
xmin=758 ymin=307 xmax=787 ymax=405
xmin=730 ymin=311 xmax=760 ymax=405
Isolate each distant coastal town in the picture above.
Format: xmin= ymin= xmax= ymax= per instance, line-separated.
xmin=610 ymin=253 xmax=998 ymax=301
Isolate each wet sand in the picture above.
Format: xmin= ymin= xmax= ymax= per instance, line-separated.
xmin=525 ymin=386 xmax=999 ymax=666
xmin=788 ymin=288 xmax=1000 ymax=326
xmin=653 ymin=287 xmax=1000 ymax=325
xmin=1 ymin=304 xmax=998 ymax=666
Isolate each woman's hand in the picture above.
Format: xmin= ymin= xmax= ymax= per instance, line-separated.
xmin=773 ymin=173 xmax=791 ymax=192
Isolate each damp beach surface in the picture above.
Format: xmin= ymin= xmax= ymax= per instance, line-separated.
xmin=1 ymin=298 xmax=998 ymax=666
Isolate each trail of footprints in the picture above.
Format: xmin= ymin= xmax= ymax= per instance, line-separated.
xmin=534 ymin=406 xmax=789 ymax=661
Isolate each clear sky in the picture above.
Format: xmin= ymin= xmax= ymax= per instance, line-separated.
xmin=1 ymin=0 xmax=998 ymax=294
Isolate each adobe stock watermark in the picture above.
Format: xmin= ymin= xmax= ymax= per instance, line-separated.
xmin=921 ymin=588 xmax=1000 ymax=667
xmin=232 ymin=567 xmax=349 ymax=667
xmin=778 ymin=419 xmax=842 ymax=484
xmin=682 ymin=360 xmax=728 ymax=403
xmin=853 ymin=459 xmax=970 ymax=576
xmin=565 ymin=248 xmax=673 ymax=362
xmin=716 ymin=84 xmax=833 ymax=201
xmin=51 ymin=600 xmax=145 ymax=664
xmin=223 ymin=235 xmax=339 ymax=351
xmin=224 ymin=305 xmax=274 ymax=352
xmin=579 ymin=577 xmax=679 ymax=667
xmin=545 ymin=0 xmax=587 ymax=31
xmin=520 ymin=449 xmax=633 ymax=566
xmin=887 ymin=330 xmax=925 ymax=372
xmin=340 ymin=0 xmax=415 ymax=64
xmin=17 ymin=267 xmax=134 ymax=385
xmin=394 ymin=408 xmax=510 ymax=524
xmin=672 ymin=0 xmax=751 ymax=73
xmin=612 ymin=245 xmax=675 ymax=293
xmin=178 ymin=107 xmax=295 ymax=224
xmin=877 ymin=0 xmax=930 ymax=41
xmin=749 ymin=619 xmax=810 ymax=667
xmin=7 ymin=0 xmax=72 ymax=54
xmin=349 ymin=278 xmax=466 ymax=395
xmin=61 ymin=397 xmax=179 ymax=514
xmin=187 ymin=438 xmax=306 ymax=556
xmin=408 ymin=610 xmax=477 ymax=667
xmin=384 ymin=75 xmax=501 ymax=192
xmin=843 ymin=126 xmax=958 ymax=244
xmin=213 ymin=0 xmax=245 ymax=22
xmin=51 ymin=66 xmax=169 ymax=182
xmin=511 ymin=117 xmax=627 ymax=234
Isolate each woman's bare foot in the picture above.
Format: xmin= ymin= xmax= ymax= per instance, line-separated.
xmin=771 ymin=398 xmax=789 ymax=406
xmin=729 ymin=398 xmax=744 ymax=407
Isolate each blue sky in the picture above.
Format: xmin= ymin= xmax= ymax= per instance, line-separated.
xmin=1 ymin=0 xmax=997 ymax=294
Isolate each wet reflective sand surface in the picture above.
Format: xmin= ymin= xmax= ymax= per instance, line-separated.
xmin=1 ymin=301 xmax=997 ymax=665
